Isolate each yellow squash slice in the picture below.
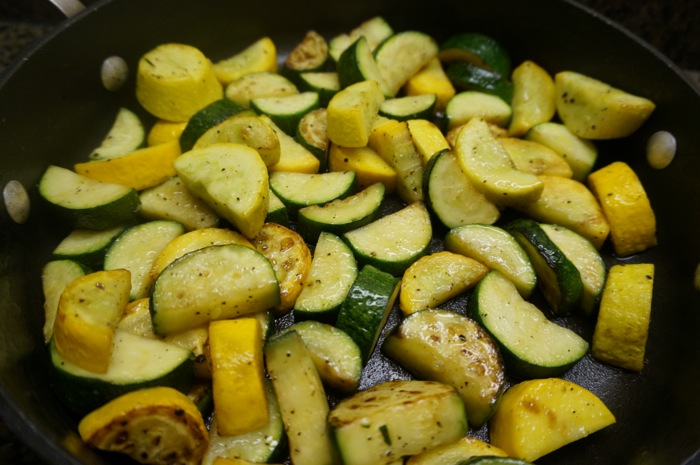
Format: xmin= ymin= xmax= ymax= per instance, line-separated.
xmin=53 ymin=269 xmax=131 ymax=374
xmin=327 ymin=79 xmax=385 ymax=148
xmin=78 ymin=386 xmax=208 ymax=465
xmin=327 ymin=144 xmax=398 ymax=193
xmin=405 ymin=436 xmax=508 ymax=464
xmin=592 ymin=263 xmax=655 ymax=372
xmin=489 ymin=378 xmax=616 ymax=462
xmin=587 ymin=161 xmax=657 ymax=256
xmin=213 ymin=37 xmax=278 ymax=85
xmin=403 ymin=57 xmax=456 ymax=111
xmin=209 ymin=318 xmax=269 ymax=436
xmin=508 ymin=60 xmax=557 ymax=137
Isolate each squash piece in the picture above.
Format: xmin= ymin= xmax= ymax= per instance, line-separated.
xmin=328 ymin=144 xmax=398 ymax=193
xmin=587 ymin=161 xmax=657 ymax=256
xmin=399 ymin=251 xmax=488 ymax=316
xmin=407 ymin=118 xmax=451 ymax=164
xmin=263 ymin=115 xmax=321 ymax=174
xmin=209 ymin=318 xmax=268 ymax=436
xmin=78 ymin=386 xmax=208 ymax=465
xmin=508 ymin=60 xmax=557 ymax=137
xmin=53 ymin=269 xmax=131 ymax=374
xmin=489 ymin=378 xmax=615 ymax=462
xmin=498 ymin=137 xmax=573 ymax=178
xmin=74 ymin=140 xmax=181 ymax=191
xmin=555 ymin=70 xmax=655 ymax=139
xmin=213 ymin=37 xmax=278 ymax=85
xmin=404 ymin=57 xmax=456 ymax=111
xmin=327 ymin=79 xmax=385 ymax=148
xmin=591 ymin=263 xmax=654 ymax=372
xmin=405 ymin=436 xmax=508 ymax=464
xmin=252 ymin=223 xmax=312 ymax=315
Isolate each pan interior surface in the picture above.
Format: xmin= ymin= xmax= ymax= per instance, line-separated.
xmin=0 ymin=1 xmax=699 ymax=464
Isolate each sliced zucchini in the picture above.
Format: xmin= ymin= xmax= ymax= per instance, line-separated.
xmin=328 ymin=380 xmax=468 ymax=465
xmin=283 ymin=30 xmax=329 ymax=75
xmin=77 ymin=386 xmax=207 ymax=465
xmin=335 ymin=264 xmax=401 ymax=362
xmin=174 ymin=142 xmax=270 ymax=239
xmin=52 ymin=225 xmax=125 ymax=269
xmin=540 ymin=223 xmax=607 ymax=315
xmin=41 ymin=260 xmax=88 ymax=344
xmin=328 ymin=16 xmax=394 ymax=62
xmin=444 ymin=223 xmax=537 ymax=298
xmin=453 ymin=117 xmax=543 ymax=207
xmin=279 ymin=320 xmax=363 ymax=394
xmin=297 ymin=182 xmax=385 ymax=243
xmin=151 ymin=244 xmax=280 ymax=335
xmin=251 ymin=222 xmax=312 ymax=315
xmin=405 ymin=436 xmax=509 ymax=465
xmin=445 ymin=90 xmax=512 ymax=129
xmin=266 ymin=189 xmax=289 ymax=226
xmin=383 ymin=308 xmax=506 ymax=427
xmin=296 ymin=107 xmax=329 ymax=172
xmin=423 ymin=149 xmax=500 ymax=229
xmin=293 ymin=232 xmax=359 ymax=322
xmin=251 ymin=91 xmax=320 ymax=136
xmin=445 ymin=61 xmax=513 ymax=103
xmin=298 ymin=71 xmax=340 ymax=107
xmin=342 ymin=201 xmax=432 ymax=276
xmin=38 ymin=165 xmax=141 ymax=230
xmin=379 ymin=94 xmax=437 ymax=121
xmin=264 ymin=330 xmax=338 ymax=465
xmin=269 ymin=170 xmax=356 ymax=219
xmin=224 ymin=70 xmax=298 ymax=107
xmin=469 ymin=270 xmax=589 ymax=379
xmin=524 ymin=121 xmax=598 ymax=181
xmin=179 ymin=98 xmax=249 ymax=152
xmin=104 ymin=220 xmax=186 ymax=301
xmin=459 ymin=457 xmax=534 ymax=465
xmin=192 ymin=113 xmax=282 ymax=168
xmin=506 ymin=218 xmax=584 ymax=316
xmin=337 ymin=36 xmax=390 ymax=93
xmin=375 ymin=31 xmax=439 ymax=97
xmin=368 ymin=119 xmax=424 ymax=204
xmin=398 ymin=251 xmax=488 ymax=316
xmin=439 ymin=32 xmax=512 ymax=77
xmin=88 ymin=107 xmax=145 ymax=161
xmin=139 ymin=176 xmax=220 ymax=231
xmin=49 ymin=330 xmax=194 ymax=415
xmin=201 ymin=380 xmax=287 ymax=465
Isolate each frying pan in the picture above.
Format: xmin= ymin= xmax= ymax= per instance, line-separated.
xmin=1 ymin=0 xmax=699 ymax=464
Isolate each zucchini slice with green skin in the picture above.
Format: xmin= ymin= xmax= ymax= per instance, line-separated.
xmin=540 ymin=223 xmax=607 ymax=315
xmin=52 ymin=225 xmax=126 ymax=269
xmin=283 ymin=30 xmax=329 ymax=76
xmin=458 ymin=457 xmax=534 ymax=465
xmin=342 ymin=201 xmax=432 ymax=276
xmin=336 ymin=36 xmax=390 ymax=94
xmin=328 ymin=16 xmax=394 ymax=62
xmin=506 ymin=218 xmax=584 ymax=316
xmin=379 ymin=94 xmax=437 ymax=122
xmin=279 ymin=320 xmax=363 ymax=394
xmin=104 ymin=220 xmax=186 ymax=301
xmin=298 ymin=71 xmax=340 ymax=107
xmin=469 ymin=270 xmax=589 ymax=379
xmin=38 ymin=165 xmax=141 ymax=230
xmin=293 ymin=232 xmax=358 ymax=322
xmin=49 ymin=330 xmax=194 ymax=416
xmin=445 ymin=223 xmax=536 ymax=298
xmin=88 ymin=107 xmax=145 ymax=160
xmin=383 ymin=308 xmax=506 ymax=428
xmin=297 ymin=182 xmax=385 ymax=243
xmin=269 ymin=170 xmax=357 ymax=219
xmin=524 ymin=121 xmax=598 ymax=182
xmin=151 ymin=244 xmax=280 ymax=335
xmin=265 ymin=330 xmax=339 ymax=465
xmin=266 ymin=189 xmax=289 ymax=226
xmin=423 ymin=149 xmax=500 ymax=229
xmin=374 ymin=31 xmax=439 ymax=97
xmin=445 ymin=90 xmax=512 ymax=129
xmin=328 ymin=380 xmax=468 ymax=465
xmin=179 ymin=98 xmax=249 ymax=152
xmin=439 ymin=32 xmax=512 ymax=77
xmin=251 ymin=91 xmax=320 ymax=136
xmin=202 ymin=380 xmax=287 ymax=465
xmin=335 ymin=264 xmax=401 ymax=362
xmin=445 ymin=61 xmax=513 ymax=103
xmin=139 ymin=176 xmax=220 ymax=231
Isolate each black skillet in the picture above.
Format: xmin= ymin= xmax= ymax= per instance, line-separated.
xmin=1 ymin=0 xmax=699 ymax=464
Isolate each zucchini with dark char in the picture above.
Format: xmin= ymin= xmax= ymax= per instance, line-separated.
xmin=469 ymin=270 xmax=589 ymax=379
xmin=328 ymin=380 xmax=468 ymax=465
xmin=383 ymin=308 xmax=506 ymax=428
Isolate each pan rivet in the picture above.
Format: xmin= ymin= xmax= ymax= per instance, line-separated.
xmin=101 ymin=56 xmax=129 ymax=92
xmin=646 ymin=130 xmax=676 ymax=170
xmin=3 ymin=180 xmax=31 ymax=224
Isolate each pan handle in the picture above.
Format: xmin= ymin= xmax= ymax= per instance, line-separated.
xmin=46 ymin=0 xmax=86 ymax=18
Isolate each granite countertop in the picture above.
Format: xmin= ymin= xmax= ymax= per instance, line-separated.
xmin=0 ymin=1 xmax=698 ymax=464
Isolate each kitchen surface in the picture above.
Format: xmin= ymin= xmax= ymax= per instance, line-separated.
xmin=0 ymin=0 xmax=699 ymax=464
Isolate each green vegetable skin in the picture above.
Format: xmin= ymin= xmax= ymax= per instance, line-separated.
xmin=39 ymin=16 xmax=653 ymax=465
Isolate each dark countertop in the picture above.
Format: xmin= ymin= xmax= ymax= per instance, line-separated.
xmin=0 ymin=1 xmax=698 ymax=464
